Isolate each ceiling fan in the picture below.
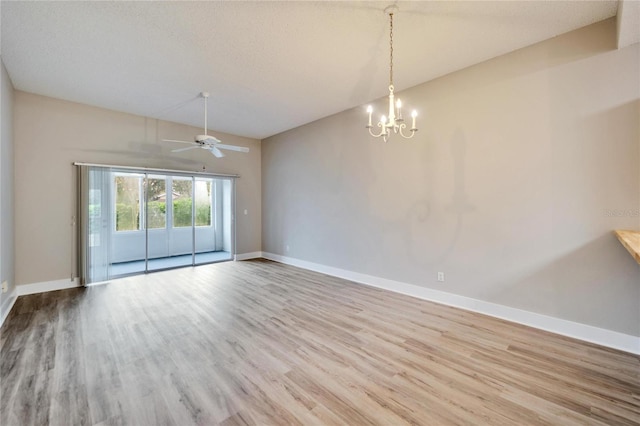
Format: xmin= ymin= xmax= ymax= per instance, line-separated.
xmin=162 ymin=92 xmax=249 ymax=158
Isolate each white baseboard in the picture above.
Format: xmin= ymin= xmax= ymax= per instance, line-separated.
xmin=0 ymin=287 xmax=18 ymax=327
xmin=235 ymin=251 xmax=263 ymax=261
xmin=17 ymin=277 xmax=81 ymax=296
xmin=262 ymin=252 xmax=640 ymax=355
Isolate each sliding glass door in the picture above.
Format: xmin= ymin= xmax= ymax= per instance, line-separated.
xmin=78 ymin=165 xmax=235 ymax=284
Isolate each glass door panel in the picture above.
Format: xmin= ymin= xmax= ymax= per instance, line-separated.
xmin=196 ymin=178 xmax=233 ymax=264
xmin=194 ymin=178 xmax=217 ymax=265
xmin=109 ymin=172 xmax=146 ymax=277
xmin=220 ymin=179 xmax=234 ymax=260
xmin=167 ymin=176 xmax=194 ymax=268
xmin=146 ymin=175 xmax=170 ymax=272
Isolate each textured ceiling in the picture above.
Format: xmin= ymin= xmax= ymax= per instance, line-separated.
xmin=1 ymin=1 xmax=621 ymax=139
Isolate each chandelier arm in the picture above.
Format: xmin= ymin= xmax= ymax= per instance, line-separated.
xmin=368 ymin=124 xmax=388 ymax=139
xmin=398 ymin=123 xmax=418 ymax=139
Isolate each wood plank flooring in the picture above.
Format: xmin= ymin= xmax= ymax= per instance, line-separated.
xmin=1 ymin=259 xmax=639 ymax=425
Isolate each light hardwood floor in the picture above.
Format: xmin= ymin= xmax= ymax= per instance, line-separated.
xmin=1 ymin=259 xmax=639 ymax=425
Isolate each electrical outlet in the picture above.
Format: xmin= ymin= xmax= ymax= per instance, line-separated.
xmin=1 ymin=281 xmax=8 ymax=293
xmin=285 ymin=245 xmax=290 ymax=253
xmin=437 ymin=272 xmax=445 ymax=282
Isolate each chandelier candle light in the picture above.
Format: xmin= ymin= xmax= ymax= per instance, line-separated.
xmin=366 ymin=5 xmax=418 ymax=142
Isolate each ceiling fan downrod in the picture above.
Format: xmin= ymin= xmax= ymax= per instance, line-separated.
xmin=201 ymin=91 xmax=209 ymax=136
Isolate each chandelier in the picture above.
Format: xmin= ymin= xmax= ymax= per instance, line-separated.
xmin=366 ymin=6 xmax=418 ymax=142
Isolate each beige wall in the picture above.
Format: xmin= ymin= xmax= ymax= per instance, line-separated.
xmin=1 ymin=58 xmax=16 ymax=314
xmin=262 ymin=19 xmax=640 ymax=336
xmin=14 ymin=92 xmax=261 ymax=286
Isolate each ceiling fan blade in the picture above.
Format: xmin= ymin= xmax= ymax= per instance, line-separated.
xmin=210 ymin=147 xmax=225 ymax=158
xmin=163 ymin=139 xmax=194 ymax=144
xmin=172 ymin=146 xmax=199 ymax=153
xmin=215 ymin=144 xmax=250 ymax=153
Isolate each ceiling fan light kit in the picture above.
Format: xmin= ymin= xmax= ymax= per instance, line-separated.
xmin=162 ymin=92 xmax=249 ymax=158
xmin=366 ymin=5 xmax=418 ymax=143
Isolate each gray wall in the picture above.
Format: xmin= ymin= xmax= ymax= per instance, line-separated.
xmin=14 ymin=92 xmax=261 ymax=287
xmin=0 ymin=58 xmax=16 ymax=314
xmin=262 ymin=19 xmax=640 ymax=336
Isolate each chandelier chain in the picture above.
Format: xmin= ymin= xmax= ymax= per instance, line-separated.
xmin=389 ymin=12 xmax=394 ymax=87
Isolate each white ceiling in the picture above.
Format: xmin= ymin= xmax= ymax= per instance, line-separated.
xmin=0 ymin=1 xmax=625 ymax=139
